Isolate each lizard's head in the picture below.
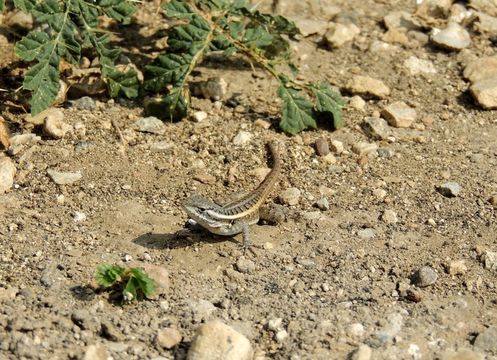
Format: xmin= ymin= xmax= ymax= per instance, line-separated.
xmin=182 ymin=195 xmax=218 ymax=215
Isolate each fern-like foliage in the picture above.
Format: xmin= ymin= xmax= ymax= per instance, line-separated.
xmin=13 ymin=0 xmax=139 ymax=115
xmin=144 ymin=0 xmax=344 ymax=134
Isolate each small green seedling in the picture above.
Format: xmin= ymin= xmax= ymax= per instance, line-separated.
xmin=95 ymin=263 xmax=156 ymax=303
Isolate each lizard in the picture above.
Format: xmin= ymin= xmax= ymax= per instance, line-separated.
xmin=182 ymin=142 xmax=281 ymax=251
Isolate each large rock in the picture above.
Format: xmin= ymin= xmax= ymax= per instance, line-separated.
xmin=0 ymin=157 xmax=16 ymax=194
xmin=470 ymin=78 xmax=497 ymax=109
xmin=346 ymin=76 xmax=390 ymax=99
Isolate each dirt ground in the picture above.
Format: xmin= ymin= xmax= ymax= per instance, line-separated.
xmin=0 ymin=0 xmax=497 ymax=359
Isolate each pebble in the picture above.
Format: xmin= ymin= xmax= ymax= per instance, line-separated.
xmin=381 ymin=209 xmax=398 ymax=224
xmin=156 ymin=327 xmax=182 ymax=349
xmin=72 ymin=211 xmax=86 ymax=222
xmin=25 ymin=108 xmax=57 ymax=126
xmin=404 ymin=56 xmax=437 ymax=75
xmin=383 ymin=11 xmax=421 ymax=31
xmin=315 ymin=197 xmax=330 ymax=211
xmin=381 ymin=101 xmax=417 ymax=128
xmin=350 ymin=344 xmax=372 ymax=360
xmin=349 ymin=95 xmax=366 ymax=111
xmin=431 ymin=22 xmax=471 ymax=50
xmin=267 ymin=318 xmax=283 ymax=331
xmin=324 ymin=22 xmax=360 ymax=48
xmin=191 ymin=111 xmax=208 ymax=122
xmin=346 ymin=75 xmax=390 ymax=99
xmin=463 ymin=55 xmax=497 ymax=83
xmin=357 ymin=228 xmax=376 ymax=240
xmin=441 ymin=349 xmax=484 ymax=360
xmin=361 ymin=117 xmax=391 ymax=140
xmin=447 ymin=260 xmax=467 ymax=275
xmin=469 ymin=0 xmax=497 ymax=16
xmin=0 ymin=157 xmax=16 ymax=194
xmin=187 ymin=320 xmax=253 ymax=360
xmin=302 ymin=211 xmax=322 ymax=221
xmin=412 ymin=266 xmax=438 ymax=287
xmin=330 ymin=140 xmax=344 ymax=154
xmin=8 ymin=133 xmax=41 ymax=155
xmin=259 ymin=204 xmax=287 ymax=224
xmin=377 ymin=312 xmax=403 ymax=343
xmin=489 ymin=194 xmax=497 ymax=208
xmin=236 ymin=258 xmax=256 ymax=274
xmin=100 ymin=320 xmax=122 ymax=342
xmin=321 ymin=153 xmax=337 ymax=164
xmin=136 ymin=263 xmax=170 ymax=296
xmin=474 ymin=326 xmax=497 ymax=352
xmin=193 ymin=172 xmax=216 ymax=184
xmin=291 ymin=18 xmax=329 ymax=37
xmin=134 ymin=116 xmax=166 ymax=135
xmin=72 ymin=309 xmax=100 ymax=332
xmin=373 ymin=188 xmax=387 ymax=199
xmin=232 ymin=130 xmax=252 ymax=146
xmin=315 ymin=137 xmax=330 ymax=156
xmin=352 ymin=142 xmax=378 ymax=156
xmin=470 ymin=78 xmax=497 ymax=109
xmin=275 ymin=329 xmax=288 ymax=343
xmin=438 ymin=182 xmax=461 ymax=197
xmin=83 ymin=344 xmax=109 ymax=360
xmin=189 ymin=300 xmax=216 ymax=323
xmin=254 ymin=119 xmax=271 ymax=129
xmin=47 ymin=169 xmax=82 ymax=185
xmin=71 ymin=96 xmax=96 ymax=111
xmin=377 ymin=148 xmax=395 ymax=158
xmin=43 ymin=109 xmax=71 ymax=139
xmin=279 ymin=187 xmax=301 ymax=206
xmin=347 ymin=323 xmax=365 ymax=338
xmin=150 ymin=141 xmax=174 ymax=153
xmin=481 ymin=250 xmax=497 ymax=271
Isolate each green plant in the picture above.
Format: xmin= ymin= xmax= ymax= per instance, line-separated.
xmin=3 ymin=0 xmax=344 ymax=134
xmin=144 ymin=0 xmax=344 ymax=134
xmin=96 ymin=263 xmax=156 ymax=303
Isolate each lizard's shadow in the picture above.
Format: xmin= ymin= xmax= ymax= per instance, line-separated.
xmin=132 ymin=228 xmax=238 ymax=250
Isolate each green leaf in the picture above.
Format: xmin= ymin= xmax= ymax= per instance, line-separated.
xmin=310 ymin=82 xmax=345 ymax=130
xmin=124 ymin=277 xmax=138 ymax=300
xmin=106 ymin=67 xmax=139 ymax=98
xmin=144 ymin=53 xmax=192 ymax=92
xmin=0 ymin=0 xmax=4 ymax=12
xmin=278 ymin=85 xmax=316 ymax=135
xmin=96 ymin=264 xmax=125 ymax=288
xmin=15 ymin=31 xmax=53 ymax=61
xmin=98 ymin=0 xmax=136 ymax=24
xmin=167 ymin=16 xmax=211 ymax=54
xmin=163 ymin=0 xmax=195 ymax=20
xmin=242 ymin=27 xmax=273 ymax=49
xmin=129 ymin=268 xmax=156 ymax=298
xmin=162 ymin=87 xmax=189 ymax=121
xmin=13 ymin=0 xmax=36 ymax=13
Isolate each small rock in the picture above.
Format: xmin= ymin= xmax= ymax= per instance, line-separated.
xmin=463 ymin=56 xmax=497 ymax=83
xmin=357 ymin=228 xmax=376 ymax=240
xmin=377 ymin=148 xmax=395 ymax=158
xmin=431 ymin=22 xmax=471 ymax=50
xmin=489 ymin=194 xmax=497 ymax=208
xmin=0 ymin=286 xmax=18 ymax=301
xmin=8 ymin=133 xmax=41 ymax=155
xmin=100 ymin=321 xmax=122 ymax=342
xmin=384 ymin=11 xmax=421 ymax=31
xmin=481 ymin=250 xmax=497 ymax=271
xmin=352 ymin=142 xmax=378 ymax=156
xmin=279 ymin=187 xmax=301 ymax=206
xmin=447 ymin=260 xmax=467 ymax=276
xmin=267 ymin=318 xmax=283 ymax=331
xmin=187 ymin=320 xmax=253 ymax=360
xmin=412 ymin=266 xmax=438 ymax=287
xmin=441 ymin=349 xmax=484 ymax=360
xmin=72 ymin=309 xmax=100 ymax=332
xmin=469 ymin=0 xmax=497 ymax=17
xmin=233 ymin=131 xmax=252 ymax=146
xmin=291 ymin=18 xmax=329 ymax=37
xmin=315 ymin=137 xmax=330 ymax=156
xmin=254 ymin=119 xmax=271 ymax=129
xmin=315 ymin=197 xmax=330 ymax=211
xmin=83 ymin=344 xmax=109 ymax=360
xmin=136 ymin=263 xmax=169 ymax=296
xmin=6 ymin=10 xmax=33 ymax=28
xmin=235 ymin=258 xmax=256 ymax=274
xmin=381 ymin=101 xmax=417 ymax=128
xmin=350 ymin=344 xmax=372 ymax=360
xmin=193 ymin=172 xmax=216 ymax=184
xmin=47 ymin=169 xmax=82 ymax=185
xmin=302 ymin=211 xmax=322 ymax=221
xmin=470 ymin=78 xmax=497 ymax=109
xmin=347 ymin=323 xmax=365 ymax=338
xmin=438 ymin=182 xmax=461 ymax=197
xmin=189 ymin=300 xmax=216 ymax=323
xmin=321 ymin=153 xmax=337 ymax=164
xmin=361 ymin=117 xmax=391 ymax=140
xmin=71 ymin=96 xmax=96 ymax=111
xmin=381 ymin=209 xmax=398 ymax=224
xmin=404 ymin=56 xmax=437 ymax=75
xmin=405 ymin=288 xmax=423 ymax=303
xmin=475 ymin=12 xmax=497 ymax=35
xmin=191 ymin=77 xmax=227 ymax=101
xmin=349 ymin=95 xmax=366 ymax=111
xmin=156 ymin=327 xmax=182 ymax=349
xmin=275 ymin=329 xmax=288 ymax=343
xmin=330 ymin=140 xmax=344 ymax=154
xmin=346 ymin=75 xmax=390 ymax=99
xmin=134 ymin=116 xmax=166 ymax=135
xmin=474 ymin=326 xmax=497 ymax=352
xmin=0 ymin=157 xmax=16 ymax=194
xmin=43 ymin=109 xmax=71 ymax=139
xmin=373 ymin=188 xmax=387 ymax=199
xmin=72 ymin=211 xmax=86 ymax=222
xmin=259 ymin=204 xmax=287 ymax=225
xmin=382 ymin=29 xmax=409 ymax=45
xmin=377 ymin=312 xmax=403 ymax=343
xmin=324 ymin=22 xmax=360 ymax=48
xmin=192 ymin=111 xmax=207 ymax=122
xmin=150 ymin=141 xmax=174 ymax=153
